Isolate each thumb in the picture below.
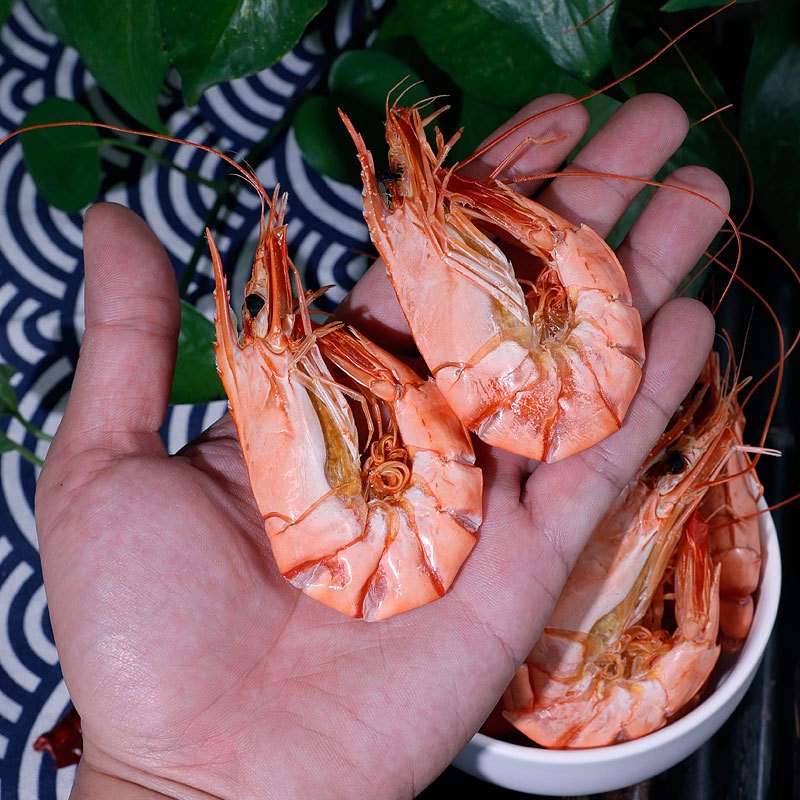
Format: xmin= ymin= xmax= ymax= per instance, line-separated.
xmin=49 ymin=202 xmax=180 ymax=460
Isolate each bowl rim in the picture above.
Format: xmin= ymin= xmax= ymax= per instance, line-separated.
xmin=462 ymin=501 xmax=781 ymax=766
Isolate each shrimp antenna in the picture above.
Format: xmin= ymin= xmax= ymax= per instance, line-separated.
xmin=0 ymin=121 xmax=272 ymax=208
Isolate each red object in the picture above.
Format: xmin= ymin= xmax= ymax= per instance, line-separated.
xmin=33 ymin=706 xmax=83 ymax=768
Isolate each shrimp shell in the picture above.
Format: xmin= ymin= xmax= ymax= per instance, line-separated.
xmin=340 ymin=101 xmax=645 ymax=462
xmin=500 ymin=352 xmax=746 ymax=747
xmin=699 ymin=411 xmax=763 ymax=651
xmin=211 ymin=191 xmax=482 ymax=620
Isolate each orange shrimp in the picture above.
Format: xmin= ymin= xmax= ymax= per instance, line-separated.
xmin=340 ymin=99 xmax=645 ymax=462
xmin=499 ymin=352 xmax=746 ymax=747
xmin=699 ymin=410 xmax=763 ymax=652
xmin=211 ymin=187 xmax=482 ymax=621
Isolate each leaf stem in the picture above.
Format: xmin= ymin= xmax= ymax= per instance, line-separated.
xmin=2 ymin=438 xmax=44 ymax=466
xmin=14 ymin=412 xmax=53 ymax=441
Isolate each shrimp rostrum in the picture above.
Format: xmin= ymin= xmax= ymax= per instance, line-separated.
xmin=340 ymin=98 xmax=646 ymax=462
xmin=501 ymin=352 xmax=750 ymax=747
xmin=211 ymin=188 xmax=482 ymax=621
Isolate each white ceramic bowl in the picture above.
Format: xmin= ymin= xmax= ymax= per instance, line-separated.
xmin=452 ymin=506 xmax=781 ymax=796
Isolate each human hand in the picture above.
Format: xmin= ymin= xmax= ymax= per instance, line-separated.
xmin=34 ymin=93 xmax=728 ymax=799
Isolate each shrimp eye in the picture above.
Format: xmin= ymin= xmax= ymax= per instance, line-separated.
xmin=377 ymin=169 xmax=395 ymax=183
xmin=665 ymin=450 xmax=687 ymax=474
xmin=376 ymin=169 xmax=398 ymax=211
xmin=245 ymin=293 xmax=265 ymax=318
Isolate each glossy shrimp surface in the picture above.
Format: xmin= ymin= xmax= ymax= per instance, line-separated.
xmin=211 ymin=190 xmax=482 ymax=621
xmin=699 ymin=407 xmax=763 ymax=651
xmin=500 ymin=353 xmax=745 ymax=747
xmin=341 ymin=100 xmax=645 ymax=462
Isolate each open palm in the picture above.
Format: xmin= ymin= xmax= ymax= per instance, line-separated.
xmin=35 ymin=93 xmax=728 ymax=800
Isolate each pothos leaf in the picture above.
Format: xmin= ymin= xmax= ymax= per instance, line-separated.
xmin=328 ymin=49 xmax=428 ymax=114
xmin=0 ymin=363 xmax=19 ymax=416
xmin=161 ymin=0 xmax=328 ymax=106
xmin=54 ymin=0 xmax=169 ymax=132
xmin=19 ymin=97 xmax=102 ymax=213
xmin=25 ymin=0 xmax=72 ymax=43
xmin=0 ymin=431 xmax=21 ymax=454
xmin=471 ymin=0 xmax=616 ymax=83
xmin=294 ymin=50 xmax=430 ymax=184
xmin=399 ymin=0 xmax=590 ymax=112
xmin=170 ymin=301 xmax=226 ymax=405
xmin=294 ymin=95 xmax=363 ymax=185
xmin=0 ymin=0 xmax=13 ymax=28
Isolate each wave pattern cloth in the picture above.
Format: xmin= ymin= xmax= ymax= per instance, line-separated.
xmin=0 ymin=1 xmax=374 ymax=796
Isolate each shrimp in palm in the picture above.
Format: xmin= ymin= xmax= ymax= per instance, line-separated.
xmin=500 ymin=352 xmax=746 ymax=747
xmin=211 ymin=187 xmax=482 ymax=621
xmin=340 ymin=99 xmax=645 ymax=463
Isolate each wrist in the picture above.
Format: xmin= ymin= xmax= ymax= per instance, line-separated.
xmin=70 ymin=760 xmax=223 ymax=800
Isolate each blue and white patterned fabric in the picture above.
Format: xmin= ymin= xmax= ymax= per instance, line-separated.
xmin=0 ymin=2 xmax=376 ymax=796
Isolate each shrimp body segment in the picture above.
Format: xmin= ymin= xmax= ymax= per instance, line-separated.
xmin=341 ymin=103 xmax=645 ymax=462
xmin=504 ymin=513 xmax=720 ymax=748
xmin=211 ymin=193 xmax=482 ymax=620
xmin=501 ymin=354 xmax=745 ymax=747
xmin=700 ymin=413 xmax=763 ymax=651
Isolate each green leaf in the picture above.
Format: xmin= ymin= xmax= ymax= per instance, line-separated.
xmin=294 ymin=95 xmax=362 ymax=185
xmin=331 ymin=49 xmax=430 ymax=160
xmin=161 ymin=0 xmax=327 ymax=107
xmin=20 ymin=97 xmax=102 ymax=213
xmin=0 ymin=363 xmax=19 ymax=415
xmin=399 ymin=0 xmax=590 ymax=112
xmin=170 ymin=300 xmax=226 ymax=405
xmin=0 ymin=0 xmax=14 ymax=28
xmin=295 ymin=50 xmax=430 ymax=184
xmin=0 ymin=430 xmax=43 ymax=465
xmin=54 ymin=0 xmax=168 ymax=132
xmin=741 ymin=0 xmax=800 ymax=261
xmin=371 ymin=6 xmax=461 ymax=101
xmin=472 ymin=0 xmax=616 ymax=82
xmin=0 ymin=431 xmax=18 ymax=454
xmin=25 ymin=0 xmax=72 ymax=42
xmin=329 ymin=49 xmax=428 ymax=113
